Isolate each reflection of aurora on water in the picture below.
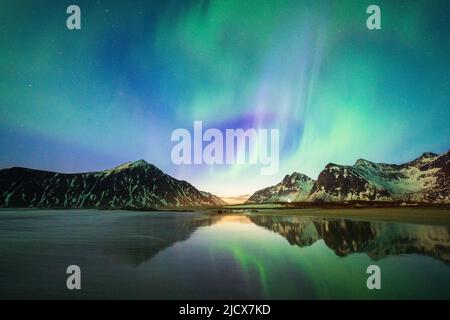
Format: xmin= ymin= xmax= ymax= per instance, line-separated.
xmin=194 ymin=214 xmax=450 ymax=299
xmin=0 ymin=210 xmax=449 ymax=299
xmin=102 ymin=213 xmax=450 ymax=265
xmin=248 ymin=215 xmax=450 ymax=263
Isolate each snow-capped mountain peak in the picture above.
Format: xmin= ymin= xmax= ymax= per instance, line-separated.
xmin=0 ymin=161 xmax=224 ymax=209
xmin=309 ymin=150 xmax=449 ymax=203
xmin=246 ymin=171 xmax=315 ymax=204
xmin=247 ymin=150 xmax=449 ymax=204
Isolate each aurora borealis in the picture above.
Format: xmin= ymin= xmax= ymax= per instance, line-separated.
xmin=0 ymin=0 xmax=449 ymax=197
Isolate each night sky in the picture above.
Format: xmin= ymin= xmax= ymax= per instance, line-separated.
xmin=0 ymin=0 xmax=449 ymax=196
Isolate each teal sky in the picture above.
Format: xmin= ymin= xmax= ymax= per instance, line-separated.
xmin=0 ymin=0 xmax=449 ymax=196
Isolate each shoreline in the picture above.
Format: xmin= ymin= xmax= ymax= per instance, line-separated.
xmin=246 ymin=207 xmax=450 ymax=225
xmin=1 ymin=205 xmax=450 ymax=225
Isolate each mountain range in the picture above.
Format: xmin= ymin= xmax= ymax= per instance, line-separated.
xmin=0 ymin=160 xmax=225 ymax=209
xmin=0 ymin=150 xmax=448 ymax=209
xmin=247 ymin=150 xmax=449 ymax=204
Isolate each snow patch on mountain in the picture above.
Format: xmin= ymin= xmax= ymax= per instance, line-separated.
xmin=309 ymin=151 xmax=449 ymax=203
xmin=0 ymin=160 xmax=225 ymax=209
xmin=247 ymin=151 xmax=449 ymax=204
xmin=246 ymin=172 xmax=314 ymax=204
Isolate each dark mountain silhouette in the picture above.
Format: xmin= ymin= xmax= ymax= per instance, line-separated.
xmin=0 ymin=160 xmax=225 ymax=209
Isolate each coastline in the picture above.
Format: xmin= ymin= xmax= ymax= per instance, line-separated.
xmin=247 ymin=207 xmax=450 ymax=225
xmin=1 ymin=203 xmax=450 ymax=225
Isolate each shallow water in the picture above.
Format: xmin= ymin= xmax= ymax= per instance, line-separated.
xmin=0 ymin=209 xmax=449 ymax=299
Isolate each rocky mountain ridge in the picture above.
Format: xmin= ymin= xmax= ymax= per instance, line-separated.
xmin=247 ymin=150 xmax=449 ymax=204
xmin=0 ymin=160 xmax=225 ymax=209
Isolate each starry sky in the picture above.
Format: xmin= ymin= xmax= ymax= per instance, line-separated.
xmin=0 ymin=0 xmax=449 ymax=197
